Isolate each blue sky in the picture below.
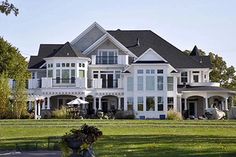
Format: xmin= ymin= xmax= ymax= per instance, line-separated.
xmin=1 ymin=0 xmax=236 ymax=67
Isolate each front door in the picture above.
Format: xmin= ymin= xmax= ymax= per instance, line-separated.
xmin=189 ymin=102 xmax=196 ymax=117
xmin=102 ymin=102 xmax=108 ymax=113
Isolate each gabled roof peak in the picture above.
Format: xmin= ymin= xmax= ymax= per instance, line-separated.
xmin=190 ymin=45 xmax=201 ymax=56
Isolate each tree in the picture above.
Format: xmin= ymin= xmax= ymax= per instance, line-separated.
xmin=0 ymin=37 xmax=30 ymax=118
xmin=0 ymin=0 xmax=18 ymax=16
xmin=0 ymin=73 xmax=11 ymax=118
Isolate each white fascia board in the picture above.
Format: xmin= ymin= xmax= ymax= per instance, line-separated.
xmin=83 ymin=33 xmax=137 ymax=58
xmin=134 ymin=48 xmax=167 ymax=63
xmin=44 ymin=57 xmax=91 ymax=61
xmin=177 ymin=68 xmax=211 ymax=72
xmin=71 ymin=22 xmax=106 ymax=45
xmin=39 ymin=63 xmax=46 ymax=69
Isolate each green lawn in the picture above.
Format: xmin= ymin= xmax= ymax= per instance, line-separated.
xmin=1 ymin=120 xmax=236 ymax=157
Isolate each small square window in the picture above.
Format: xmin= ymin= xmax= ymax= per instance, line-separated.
xmin=146 ymin=69 xmax=150 ymax=74
xmin=51 ymin=63 xmax=53 ymax=67
xmin=151 ymin=69 xmax=155 ymax=74
xmin=82 ymin=63 xmax=85 ymax=67
xmin=56 ymin=63 xmax=60 ymax=67
xmin=93 ymin=74 xmax=98 ymax=78
xmin=47 ymin=64 xmax=50 ymax=68
xmin=137 ymin=69 xmax=143 ymax=74
xmin=79 ymin=63 xmax=82 ymax=67
xmin=62 ymin=63 xmax=65 ymax=67
xmin=66 ymin=63 xmax=70 ymax=67
xmin=71 ymin=63 xmax=75 ymax=67
xmin=157 ymin=69 xmax=163 ymax=74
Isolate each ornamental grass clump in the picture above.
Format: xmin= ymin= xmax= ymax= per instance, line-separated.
xmin=52 ymin=106 xmax=68 ymax=119
xmin=61 ymin=124 xmax=102 ymax=157
xmin=167 ymin=109 xmax=183 ymax=120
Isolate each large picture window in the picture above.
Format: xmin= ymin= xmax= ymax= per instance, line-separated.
xmin=146 ymin=76 xmax=155 ymax=90
xmin=146 ymin=96 xmax=155 ymax=111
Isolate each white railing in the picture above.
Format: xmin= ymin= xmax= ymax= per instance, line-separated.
xmin=190 ymin=82 xmax=220 ymax=87
xmin=88 ymin=78 xmax=123 ymax=89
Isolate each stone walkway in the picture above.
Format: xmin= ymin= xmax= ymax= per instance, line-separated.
xmin=0 ymin=151 xmax=61 ymax=157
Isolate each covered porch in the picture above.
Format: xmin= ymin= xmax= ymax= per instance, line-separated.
xmin=178 ymin=86 xmax=236 ymax=119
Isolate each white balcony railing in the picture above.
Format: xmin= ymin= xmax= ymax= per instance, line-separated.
xmin=87 ymin=78 xmax=123 ymax=89
xmin=190 ymin=82 xmax=220 ymax=87
xmin=27 ymin=78 xmax=86 ymax=89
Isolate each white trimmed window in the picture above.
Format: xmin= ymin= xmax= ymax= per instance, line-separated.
xmin=127 ymin=77 xmax=134 ymax=91
xmin=47 ymin=70 xmax=53 ymax=78
xmin=181 ymin=72 xmax=188 ymax=83
xmin=137 ymin=76 xmax=143 ymax=91
xmin=146 ymin=76 xmax=155 ymax=90
xmin=157 ymin=97 xmax=164 ymax=111
xmin=96 ymin=49 xmax=118 ymax=64
xmin=167 ymin=77 xmax=174 ymax=91
xmin=167 ymin=97 xmax=174 ymax=110
xmin=146 ymin=96 xmax=155 ymax=111
xmin=137 ymin=97 xmax=143 ymax=111
xmin=157 ymin=76 xmax=163 ymax=90
xmin=127 ymin=97 xmax=133 ymax=111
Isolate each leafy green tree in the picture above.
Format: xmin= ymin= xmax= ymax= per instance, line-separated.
xmin=0 ymin=37 xmax=30 ymax=118
xmin=0 ymin=0 xmax=18 ymax=16
xmin=0 ymin=73 xmax=11 ymax=118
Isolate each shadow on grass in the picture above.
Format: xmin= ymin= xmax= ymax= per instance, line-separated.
xmin=94 ymin=134 xmax=236 ymax=157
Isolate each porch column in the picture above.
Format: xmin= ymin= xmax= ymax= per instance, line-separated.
xmin=225 ymin=97 xmax=229 ymax=110
xmin=179 ymin=97 xmax=182 ymax=112
xmin=47 ymin=97 xmax=50 ymax=109
xmin=37 ymin=101 xmax=41 ymax=119
xmin=118 ymin=97 xmax=121 ymax=110
xmin=93 ymin=97 xmax=97 ymax=111
xmin=184 ymin=98 xmax=187 ymax=110
xmin=231 ymin=97 xmax=234 ymax=106
xmin=34 ymin=100 xmax=37 ymax=119
xmin=82 ymin=97 xmax=86 ymax=109
xmin=98 ymin=97 xmax=102 ymax=110
xmin=42 ymin=98 xmax=45 ymax=110
xmin=205 ymin=97 xmax=208 ymax=109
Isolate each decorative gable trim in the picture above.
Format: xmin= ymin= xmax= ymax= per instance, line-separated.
xmin=83 ymin=33 xmax=137 ymax=58
xmin=71 ymin=22 xmax=106 ymax=45
xmin=134 ymin=48 xmax=167 ymax=63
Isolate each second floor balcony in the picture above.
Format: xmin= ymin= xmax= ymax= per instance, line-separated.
xmin=27 ymin=78 xmax=123 ymax=89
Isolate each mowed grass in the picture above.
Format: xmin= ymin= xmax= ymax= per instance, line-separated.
xmin=0 ymin=120 xmax=236 ymax=157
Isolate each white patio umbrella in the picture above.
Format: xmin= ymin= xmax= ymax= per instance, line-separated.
xmin=67 ymin=98 xmax=89 ymax=106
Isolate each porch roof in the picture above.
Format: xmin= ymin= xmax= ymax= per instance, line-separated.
xmin=178 ymin=85 xmax=236 ymax=94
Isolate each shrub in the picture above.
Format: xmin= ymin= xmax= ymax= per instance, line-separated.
xmin=52 ymin=106 xmax=68 ymax=119
xmin=167 ymin=109 xmax=183 ymax=120
xmin=115 ymin=110 xmax=135 ymax=119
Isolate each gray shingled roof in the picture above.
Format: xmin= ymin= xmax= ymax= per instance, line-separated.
xmin=28 ymin=42 xmax=86 ymax=69
xmin=108 ymin=30 xmax=211 ymax=69
xmin=178 ymin=85 xmax=235 ymax=93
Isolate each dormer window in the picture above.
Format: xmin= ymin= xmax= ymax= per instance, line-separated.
xmin=96 ymin=49 xmax=118 ymax=64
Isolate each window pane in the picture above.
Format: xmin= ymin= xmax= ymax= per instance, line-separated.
xmin=62 ymin=63 xmax=65 ymax=67
xmin=193 ymin=75 xmax=199 ymax=83
xmin=127 ymin=77 xmax=133 ymax=91
xmin=168 ymin=97 xmax=174 ymax=110
xmin=56 ymin=63 xmax=60 ymax=67
xmin=48 ymin=70 xmax=53 ymax=78
xmin=157 ymin=69 xmax=163 ymax=74
xmin=146 ymin=69 xmax=150 ymax=74
xmin=167 ymin=77 xmax=174 ymax=91
xmin=137 ymin=76 xmax=143 ymax=91
xmin=138 ymin=97 xmax=143 ymax=111
xmin=62 ymin=69 xmax=69 ymax=83
xmin=181 ymin=72 xmax=188 ymax=83
xmin=71 ymin=63 xmax=75 ymax=67
xmin=71 ymin=69 xmax=75 ymax=77
xmin=127 ymin=97 xmax=133 ymax=111
xmin=158 ymin=97 xmax=163 ymax=111
xmin=146 ymin=76 xmax=155 ymax=90
xmin=79 ymin=70 xmax=85 ymax=78
xmin=157 ymin=76 xmax=163 ymax=90
xmin=146 ymin=97 xmax=155 ymax=111
xmin=151 ymin=69 xmax=155 ymax=74
xmin=66 ymin=63 xmax=70 ymax=67
xmin=137 ymin=69 xmax=143 ymax=74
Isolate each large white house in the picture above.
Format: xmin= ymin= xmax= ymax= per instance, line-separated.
xmin=25 ymin=22 xmax=235 ymax=119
